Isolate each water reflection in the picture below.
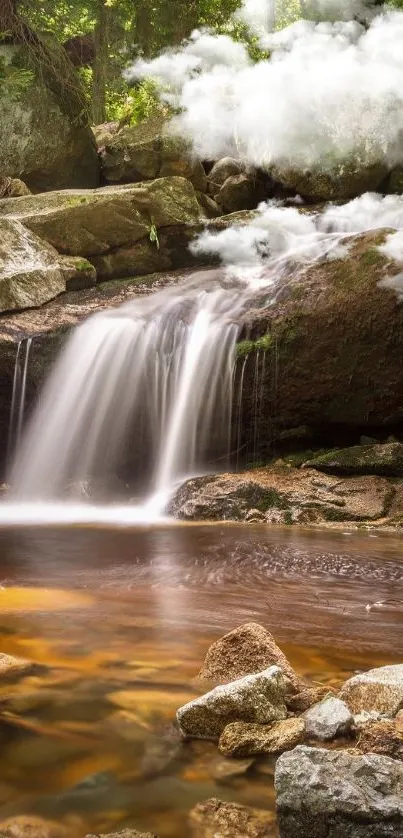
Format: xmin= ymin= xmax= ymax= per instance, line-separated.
xmin=0 ymin=524 xmax=401 ymax=836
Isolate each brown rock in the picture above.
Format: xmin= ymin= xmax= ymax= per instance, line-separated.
xmin=286 ymin=686 xmax=335 ymax=712
xmin=0 ymin=817 xmax=69 ymax=838
xmin=0 ymin=653 xmax=32 ymax=677
xmin=197 ymin=622 xmax=302 ymax=690
xmin=357 ymin=720 xmax=403 ymax=760
xmin=209 ymin=756 xmax=255 ymax=781
xmin=339 ymin=665 xmax=403 ymax=715
xmin=218 ymin=718 xmax=305 ymax=757
xmin=215 ymin=174 xmax=267 ymax=213
xmin=86 ymin=832 xmax=157 ymax=838
xmin=189 ymin=798 xmax=275 ymax=837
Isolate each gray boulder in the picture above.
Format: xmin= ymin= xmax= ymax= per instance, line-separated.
xmin=340 ymin=664 xmax=403 ymax=715
xmin=275 ymin=745 xmax=403 ymax=838
xmin=0 ymin=40 xmax=99 ymax=191
xmin=177 ymin=666 xmax=288 ymax=740
xmin=0 ymin=218 xmax=66 ymax=313
xmin=305 ymin=696 xmax=353 ymax=740
xmin=208 ymin=157 xmax=245 ymax=190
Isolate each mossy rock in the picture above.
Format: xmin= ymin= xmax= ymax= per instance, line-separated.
xmin=0 ymin=40 xmax=99 ymax=191
xmin=305 ymin=443 xmax=403 ymax=477
xmin=269 ymin=160 xmax=388 ymax=201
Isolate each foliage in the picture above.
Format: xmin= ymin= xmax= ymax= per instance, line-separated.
xmin=0 ymin=55 xmax=34 ymax=100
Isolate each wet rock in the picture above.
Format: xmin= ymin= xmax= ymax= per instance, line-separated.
xmin=215 ymin=174 xmax=267 ymax=213
xmin=0 ymin=218 xmax=67 ymax=314
xmin=189 ymin=798 xmax=275 ymax=837
xmin=275 ymin=745 xmax=403 ymax=838
xmin=305 ymin=696 xmax=353 ymax=740
xmin=269 ymin=160 xmax=387 ymax=202
xmin=218 ymin=718 xmax=305 ymax=757
xmin=0 ymin=177 xmax=31 ymax=198
xmin=61 ymin=257 xmax=97 ymax=291
xmin=208 ymin=157 xmax=245 ymax=189
xmin=304 ymin=442 xmax=403 ymax=477
xmin=86 ymin=831 xmax=158 ymax=838
xmin=140 ymin=724 xmax=184 ymax=777
xmin=100 ymin=117 xmax=207 ymax=192
xmin=0 ymin=39 xmax=99 ymax=191
xmin=340 ymin=665 xmax=403 ymax=715
xmin=197 ymin=622 xmax=302 ymax=690
xmin=286 ymin=686 xmax=335 ymax=713
xmin=357 ymin=720 xmax=403 ymax=759
xmin=177 ymin=666 xmax=288 ymax=740
xmin=196 ymin=191 xmax=221 ymax=218
xmin=171 ymin=467 xmax=393 ymax=525
xmin=0 ymin=652 xmax=33 ymax=676
xmin=0 ymin=816 xmax=70 ymax=838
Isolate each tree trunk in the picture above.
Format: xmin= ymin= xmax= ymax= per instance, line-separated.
xmin=0 ymin=0 xmax=18 ymax=33
xmin=91 ymin=0 xmax=109 ymax=125
xmin=136 ymin=3 xmax=152 ymax=57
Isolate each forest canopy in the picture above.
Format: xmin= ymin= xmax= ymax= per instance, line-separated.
xmin=2 ymin=0 xmax=403 ymax=124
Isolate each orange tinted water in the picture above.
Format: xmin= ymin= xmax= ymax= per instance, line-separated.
xmin=0 ymin=523 xmax=402 ymax=836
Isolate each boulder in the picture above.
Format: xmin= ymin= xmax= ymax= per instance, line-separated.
xmin=357 ymin=720 xmax=403 ymax=760
xmin=0 ymin=178 xmax=202 ymax=257
xmin=197 ymin=622 xmax=301 ymax=689
xmin=0 ymin=177 xmax=31 ymax=198
xmin=0 ymin=652 xmax=32 ymax=676
xmin=304 ymin=442 xmax=403 ymax=477
xmin=176 ymin=666 xmax=288 ymax=739
xmin=0 ymin=218 xmax=66 ymax=313
xmin=100 ymin=118 xmax=207 ymax=192
xmin=215 ymin=174 xmax=268 ymax=213
xmin=270 ymin=160 xmax=388 ymax=201
xmin=218 ymin=718 xmax=305 ymax=757
xmin=208 ymin=157 xmax=245 ymax=190
xmin=189 ymin=798 xmax=274 ymax=837
xmin=304 ymin=696 xmax=353 ymax=740
xmin=286 ymin=686 xmax=335 ymax=713
xmin=340 ymin=665 xmax=403 ymax=716
xmin=0 ymin=40 xmax=99 ymax=191
xmin=170 ymin=467 xmax=395 ymax=525
xmin=386 ymin=167 xmax=403 ymax=195
xmin=275 ymin=745 xmax=403 ymax=838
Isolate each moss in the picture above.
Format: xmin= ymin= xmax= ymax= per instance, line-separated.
xmin=236 ymin=484 xmax=290 ymax=512
xmin=236 ymin=333 xmax=273 ymax=358
xmin=284 ymin=510 xmax=293 ymax=526
xmin=75 ymin=259 xmax=92 ymax=272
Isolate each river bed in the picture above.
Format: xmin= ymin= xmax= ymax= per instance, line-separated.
xmin=0 ymin=523 xmax=402 ymax=836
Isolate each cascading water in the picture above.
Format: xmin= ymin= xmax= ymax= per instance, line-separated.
xmin=7 ymin=337 xmax=33 ymax=468
xmin=9 ymin=272 xmax=247 ymax=510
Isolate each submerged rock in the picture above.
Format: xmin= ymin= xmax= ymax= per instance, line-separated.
xmin=86 ymin=831 xmax=158 ymax=838
xmin=340 ymin=664 xmax=403 ymax=715
xmin=304 ymin=442 xmax=403 ymax=476
xmin=176 ymin=666 xmax=288 ymax=739
xmin=0 ymin=653 xmax=33 ymax=676
xmin=218 ymin=718 xmax=305 ymax=757
xmin=0 ymin=816 xmax=70 ymax=838
xmin=305 ymin=696 xmax=353 ymax=740
xmin=189 ymin=798 xmax=275 ymax=837
xmin=275 ymin=745 xmax=403 ymax=838
xmin=100 ymin=117 xmax=207 ymax=192
xmin=197 ymin=622 xmax=302 ymax=690
xmin=0 ymin=39 xmax=99 ymax=191
xmin=0 ymin=218 xmax=66 ymax=313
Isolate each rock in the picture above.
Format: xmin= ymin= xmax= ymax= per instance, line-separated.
xmin=215 ymin=174 xmax=267 ymax=213
xmin=340 ymin=664 xmax=403 ymax=715
xmin=176 ymin=666 xmax=288 ymax=739
xmin=0 ymin=653 xmax=32 ymax=676
xmin=0 ymin=817 xmax=69 ymax=838
xmin=305 ymin=696 xmax=353 ymax=740
xmin=270 ymin=160 xmax=388 ymax=201
xmin=0 ymin=178 xmax=202 ymax=259
xmin=218 ymin=718 xmax=305 ymax=757
xmin=0 ymin=218 xmax=66 ymax=313
xmin=286 ymin=686 xmax=335 ymax=713
xmin=197 ymin=622 xmax=302 ymax=690
xmin=0 ymin=39 xmax=99 ymax=191
xmin=189 ymin=798 xmax=275 ymax=837
xmin=86 ymin=832 xmax=157 ymax=838
xmin=60 ymin=257 xmax=97 ymax=291
xmin=208 ymin=157 xmax=245 ymax=189
xmin=304 ymin=442 xmax=403 ymax=476
xmin=171 ymin=466 xmax=394 ymax=525
xmin=357 ymin=720 xmax=403 ymax=760
xmin=275 ymin=745 xmax=403 ymax=838
xmin=140 ymin=725 xmax=184 ymax=778
xmin=196 ymin=191 xmax=221 ymax=218
xmin=0 ymin=177 xmax=31 ymax=198
xmin=353 ymin=710 xmax=385 ymax=728
xmin=90 ymin=239 xmax=171 ymax=281
xmin=385 ymin=167 xmax=403 ymax=195
xmin=209 ymin=756 xmax=255 ymax=781
xmin=100 ymin=118 xmax=207 ymax=192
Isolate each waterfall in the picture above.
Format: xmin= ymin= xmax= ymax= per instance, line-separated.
xmin=9 ymin=271 xmax=246 ymax=508
xmin=7 ymin=337 xmax=33 ymax=467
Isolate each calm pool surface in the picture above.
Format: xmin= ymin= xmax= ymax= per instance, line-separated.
xmin=0 ymin=523 xmax=402 ymax=836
